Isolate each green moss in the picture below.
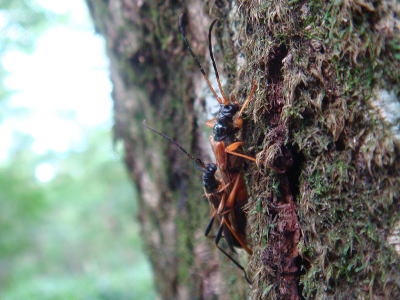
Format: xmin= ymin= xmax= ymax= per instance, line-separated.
xmin=238 ymin=0 xmax=399 ymax=299
xmin=89 ymin=0 xmax=399 ymax=298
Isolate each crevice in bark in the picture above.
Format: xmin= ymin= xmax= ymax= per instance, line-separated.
xmin=252 ymin=39 xmax=304 ymax=298
xmin=287 ymin=147 xmax=304 ymax=203
xmin=87 ymin=1 xmax=400 ymax=298
xmin=268 ymin=44 xmax=288 ymax=83
xmin=286 ymin=147 xmax=306 ymax=300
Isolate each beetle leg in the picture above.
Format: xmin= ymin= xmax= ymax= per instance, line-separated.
xmin=216 ymin=193 xmax=227 ymax=215
xmin=215 ymin=224 xmax=252 ymax=284
xmin=205 ymin=118 xmax=216 ymax=128
xmin=217 ymin=182 xmax=230 ymax=193
xmin=204 ymin=214 xmax=216 ymax=237
xmin=234 ymin=81 xmax=257 ymax=128
xmin=225 ymin=142 xmax=256 ymax=162
xmin=238 ymin=80 xmax=257 ymax=117
xmin=222 ymin=217 xmax=253 ymax=255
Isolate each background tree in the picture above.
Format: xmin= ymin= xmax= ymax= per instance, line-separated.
xmin=86 ymin=0 xmax=400 ymax=299
xmin=0 ymin=2 xmax=155 ymax=299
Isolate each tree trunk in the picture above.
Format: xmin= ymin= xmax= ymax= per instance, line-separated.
xmin=86 ymin=1 xmax=400 ymax=299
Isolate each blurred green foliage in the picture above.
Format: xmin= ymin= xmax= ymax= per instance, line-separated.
xmin=0 ymin=0 xmax=60 ymax=53
xmin=0 ymin=1 xmax=156 ymax=299
xmin=0 ymin=0 xmax=62 ymax=103
xmin=0 ymin=131 xmax=155 ymax=299
xmin=0 ymin=130 xmax=157 ymax=300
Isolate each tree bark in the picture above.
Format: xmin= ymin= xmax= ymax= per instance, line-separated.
xmin=87 ymin=1 xmax=400 ymax=299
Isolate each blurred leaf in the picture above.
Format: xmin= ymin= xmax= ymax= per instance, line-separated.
xmin=0 ymin=0 xmax=63 ymax=104
xmin=0 ymin=2 xmax=155 ymax=298
xmin=1 ymin=129 xmax=155 ymax=299
xmin=0 ymin=0 xmax=61 ymax=53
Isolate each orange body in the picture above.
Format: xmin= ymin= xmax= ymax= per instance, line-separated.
xmin=209 ymin=138 xmax=252 ymax=255
xmin=179 ymin=15 xmax=255 ymax=280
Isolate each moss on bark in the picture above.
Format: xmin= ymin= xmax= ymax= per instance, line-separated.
xmin=239 ymin=1 xmax=400 ymax=299
xmin=87 ymin=0 xmax=399 ymax=299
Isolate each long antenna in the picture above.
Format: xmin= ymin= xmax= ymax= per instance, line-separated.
xmin=179 ymin=14 xmax=223 ymax=104
xmin=208 ymin=19 xmax=229 ymax=105
xmin=142 ymin=120 xmax=206 ymax=170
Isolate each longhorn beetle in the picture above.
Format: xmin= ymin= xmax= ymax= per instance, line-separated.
xmin=179 ymin=15 xmax=257 ymax=169
xmin=179 ymin=15 xmax=256 ymax=255
xmin=143 ymin=121 xmax=252 ymax=283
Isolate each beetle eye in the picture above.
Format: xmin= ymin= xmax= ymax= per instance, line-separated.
xmin=223 ymin=104 xmax=239 ymax=115
xmin=226 ymin=105 xmax=234 ymax=113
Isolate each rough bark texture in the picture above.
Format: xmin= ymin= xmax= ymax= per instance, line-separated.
xmin=86 ymin=1 xmax=400 ymax=299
